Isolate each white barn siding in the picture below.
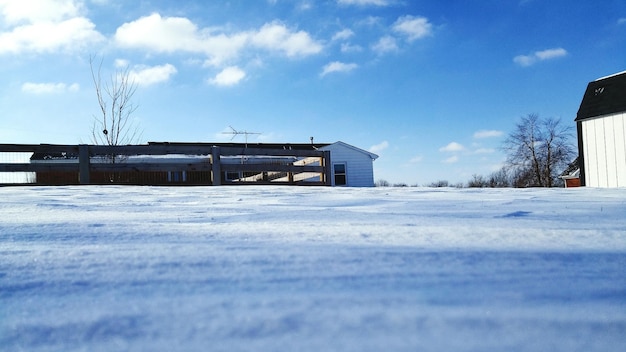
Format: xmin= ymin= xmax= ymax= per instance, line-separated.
xmin=320 ymin=142 xmax=377 ymax=187
xmin=581 ymin=112 xmax=626 ymax=187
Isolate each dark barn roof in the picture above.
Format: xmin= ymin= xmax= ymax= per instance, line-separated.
xmin=576 ymin=71 xmax=626 ymax=121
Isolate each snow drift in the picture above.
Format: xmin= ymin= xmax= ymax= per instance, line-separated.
xmin=1 ymin=186 xmax=625 ymax=351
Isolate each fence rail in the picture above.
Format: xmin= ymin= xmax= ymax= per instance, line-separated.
xmin=0 ymin=143 xmax=331 ymax=186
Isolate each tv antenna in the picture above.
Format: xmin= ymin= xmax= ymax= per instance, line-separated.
xmin=222 ymin=126 xmax=261 ymax=147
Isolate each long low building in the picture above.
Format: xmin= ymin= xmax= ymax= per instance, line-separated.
xmin=18 ymin=141 xmax=379 ymax=187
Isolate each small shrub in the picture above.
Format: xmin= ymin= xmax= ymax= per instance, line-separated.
xmin=467 ymin=174 xmax=488 ymax=188
xmin=375 ymin=179 xmax=390 ymax=187
xmin=428 ymin=180 xmax=449 ymax=188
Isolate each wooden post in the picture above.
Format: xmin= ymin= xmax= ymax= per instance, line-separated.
xmin=211 ymin=146 xmax=221 ymax=186
xmin=319 ymin=156 xmax=324 ymax=182
xmin=323 ymin=150 xmax=332 ymax=186
xmin=78 ymin=144 xmax=90 ymax=184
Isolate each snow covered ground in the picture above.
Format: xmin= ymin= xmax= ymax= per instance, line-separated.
xmin=1 ymin=186 xmax=625 ymax=352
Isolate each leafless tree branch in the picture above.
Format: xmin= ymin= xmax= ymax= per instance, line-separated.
xmin=502 ymin=114 xmax=574 ymax=187
xmin=89 ymin=55 xmax=142 ymax=161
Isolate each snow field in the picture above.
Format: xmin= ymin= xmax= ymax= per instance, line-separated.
xmin=1 ymin=186 xmax=625 ymax=351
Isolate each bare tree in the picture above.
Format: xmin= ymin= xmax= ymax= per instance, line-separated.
xmin=467 ymin=174 xmax=488 ymax=188
xmin=502 ymin=114 xmax=574 ymax=187
xmin=488 ymin=167 xmax=511 ymax=188
xmin=90 ymin=56 xmax=141 ymax=160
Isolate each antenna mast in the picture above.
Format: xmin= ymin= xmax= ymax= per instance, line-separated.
xmin=222 ymin=126 xmax=261 ymax=147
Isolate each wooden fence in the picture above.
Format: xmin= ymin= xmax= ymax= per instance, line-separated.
xmin=0 ymin=143 xmax=331 ymax=186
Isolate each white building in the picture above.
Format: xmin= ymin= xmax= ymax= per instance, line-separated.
xmin=575 ymin=71 xmax=626 ymax=187
xmin=320 ymin=141 xmax=379 ymax=187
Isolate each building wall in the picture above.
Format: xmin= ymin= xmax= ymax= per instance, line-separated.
xmin=36 ymin=170 xmax=212 ymax=185
xmin=564 ymin=178 xmax=581 ymax=188
xmin=581 ymin=112 xmax=626 ymax=187
xmin=321 ymin=143 xmax=376 ymax=187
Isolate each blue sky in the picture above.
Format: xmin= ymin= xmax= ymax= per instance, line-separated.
xmin=1 ymin=0 xmax=624 ymax=184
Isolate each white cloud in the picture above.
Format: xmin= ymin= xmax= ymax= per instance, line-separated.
xmin=392 ymin=15 xmax=432 ymax=42
xmin=115 ymin=15 xmax=322 ymax=66
xmin=337 ymin=0 xmax=389 ymax=6
xmin=0 ymin=0 xmax=104 ymax=55
xmin=473 ymin=130 xmax=503 ymax=139
xmin=320 ymin=61 xmax=358 ymax=77
xmin=0 ymin=0 xmax=82 ymax=25
xmin=514 ymin=47 xmax=568 ymax=67
xmin=298 ymin=2 xmax=313 ymax=11
xmin=474 ymin=148 xmax=495 ymax=154
xmin=115 ymin=14 xmax=226 ymax=54
xmin=442 ymin=155 xmax=459 ymax=164
xmin=129 ymin=64 xmax=177 ymax=86
xmin=114 ymin=58 xmax=130 ymax=68
xmin=340 ymin=43 xmax=363 ymax=53
xmin=21 ymin=82 xmax=79 ymax=94
xmin=359 ymin=16 xmax=382 ymax=27
xmin=0 ymin=17 xmax=104 ymax=54
xmin=371 ymin=35 xmax=398 ymax=54
xmin=618 ymin=18 xmax=626 ymax=25
xmin=513 ymin=55 xmax=534 ymax=67
xmin=250 ymin=21 xmax=323 ymax=57
xmin=332 ymin=28 xmax=354 ymax=41
xmin=535 ymin=48 xmax=568 ymax=60
xmin=439 ymin=142 xmax=465 ymax=152
xmin=209 ymin=66 xmax=246 ymax=86
xmin=369 ymin=141 xmax=388 ymax=154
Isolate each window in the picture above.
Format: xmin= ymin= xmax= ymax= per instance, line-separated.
xmin=334 ymin=163 xmax=346 ymax=186
xmin=168 ymin=171 xmax=186 ymax=183
xmin=225 ymin=171 xmax=241 ymax=181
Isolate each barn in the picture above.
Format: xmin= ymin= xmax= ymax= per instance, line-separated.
xmin=575 ymin=71 xmax=626 ymax=188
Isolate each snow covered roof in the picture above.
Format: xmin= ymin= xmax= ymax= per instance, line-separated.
xmin=559 ymin=157 xmax=580 ymax=178
xmin=594 ymin=70 xmax=626 ymax=81
xmin=320 ymin=141 xmax=379 ymax=160
xmin=29 ymin=141 xmax=378 ymax=161
xmin=29 ymin=142 xmax=334 ymax=161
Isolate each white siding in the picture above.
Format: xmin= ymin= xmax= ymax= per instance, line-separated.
xmin=605 ymin=116 xmax=617 ymax=187
xmin=596 ymin=117 xmax=608 ymax=187
xmin=617 ymin=113 xmax=626 ymax=187
xmin=582 ymin=112 xmax=626 ymax=187
xmin=321 ymin=142 xmax=376 ymax=187
xmin=582 ymin=120 xmax=596 ymax=186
